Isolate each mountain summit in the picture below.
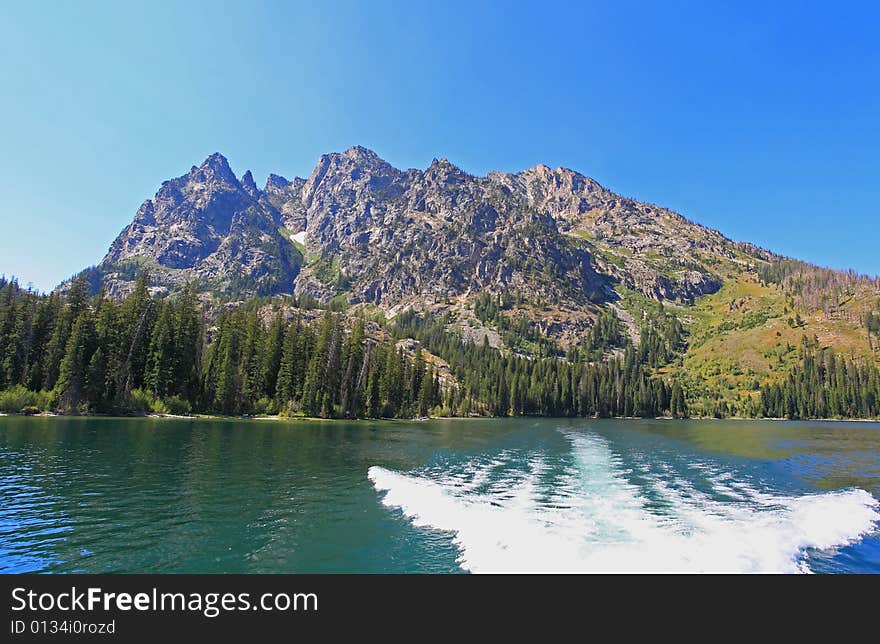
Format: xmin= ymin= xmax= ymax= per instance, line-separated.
xmin=89 ymin=152 xmax=301 ymax=298
xmin=72 ymin=148 xmax=752 ymax=315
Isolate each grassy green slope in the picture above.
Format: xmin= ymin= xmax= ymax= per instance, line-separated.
xmin=672 ymin=271 xmax=878 ymax=416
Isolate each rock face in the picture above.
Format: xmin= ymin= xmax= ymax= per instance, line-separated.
xmin=68 ymin=146 xmax=760 ymax=324
xmin=292 ymin=147 xmax=609 ymax=308
xmin=79 ymin=153 xmax=302 ymax=298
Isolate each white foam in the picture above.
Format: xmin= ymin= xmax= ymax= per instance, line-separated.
xmin=368 ymin=433 xmax=880 ymax=573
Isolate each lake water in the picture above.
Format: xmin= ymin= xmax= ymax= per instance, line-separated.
xmin=1 ymin=416 xmax=878 ymax=573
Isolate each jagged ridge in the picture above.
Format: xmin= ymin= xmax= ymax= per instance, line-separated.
xmin=70 ymin=147 xmax=757 ymax=306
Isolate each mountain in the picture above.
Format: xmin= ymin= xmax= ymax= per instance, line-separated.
xmin=80 ymin=147 xmax=746 ymax=301
xmin=69 ymin=147 xmax=776 ymax=335
xmin=62 ymin=146 xmax=880 ymax=415
xmin=62 ymin=147 xmax=876 ymax=368
xmin=75 ymin=153 xmax=303 ymax=299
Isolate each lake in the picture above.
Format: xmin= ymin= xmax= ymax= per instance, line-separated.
xmin=1 ymin=416 xmax=878 ymax=573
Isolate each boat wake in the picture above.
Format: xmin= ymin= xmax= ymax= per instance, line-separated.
xmin=368 ymin=432 xmax=880 ymax=573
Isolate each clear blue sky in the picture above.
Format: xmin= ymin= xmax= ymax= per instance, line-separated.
xmin=1 ymin=1 xmax=877 ymax=292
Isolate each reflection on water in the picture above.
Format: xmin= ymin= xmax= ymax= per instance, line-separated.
xmin=0 ymin=416 xmax=878 ymax=573
xmin=610 ymin=419 xmax=880 ymax=494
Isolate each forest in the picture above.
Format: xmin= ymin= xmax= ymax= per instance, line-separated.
xmin=1 ymin=273 xmax=879 ymax=420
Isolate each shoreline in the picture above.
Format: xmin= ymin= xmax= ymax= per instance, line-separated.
xmin=1 ymin=411 xmax=879 ymax=424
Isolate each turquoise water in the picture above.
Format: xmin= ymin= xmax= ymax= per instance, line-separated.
xmin=0 ymin=416 xmax=878 ymax=573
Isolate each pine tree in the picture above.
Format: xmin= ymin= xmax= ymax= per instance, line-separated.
xmin=276 ymin=318 xmax=299 ymax=405
xmin=670 ymin=381 xmax=686 ymax=418
xmin=380 ymin=347 xmax=403 ymax=417
xmin=85 ymin=347 xmax=107 ymax=410
xmin=146 ymin=300 xmax=175 ymax=397
xmin=261 ymin=314 xmax=284 ymax=402
xmin=118 ymin=272 xmax=154 ymax=394
xmin=240 ymin=309 xmax=264 ymax=411
xmin=340 ymin=320 xmax=365 ymax=417
xmin=174 ymin=284 xmax=202 ymax=403
xmin=418 ymin=363 xmax=435 ymax=417
xmin=43 ymin=275 xmax=89 ymax=390
xmin=214 ymin=314 xmax=243 ymax=415
xmin=302 ymin=312 xmax=334 ymax=417
xmin=57 ymin=310 xmax=95 ymax=412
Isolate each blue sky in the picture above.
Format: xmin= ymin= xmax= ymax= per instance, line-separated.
xmin=1 ymin=1 xmax=877 ymax=292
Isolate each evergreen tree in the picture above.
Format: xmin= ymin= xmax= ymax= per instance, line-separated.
xmin=214 ymin=314 xmax=243 ymax=415
xmin=364 ymin=349 xmax=382 ymax=418
xmin=57 ymin=309 xmax=95 ymax=411
xmin=85 ymin=347 xmax=107 ymax=410
xmin=302 ymin=312 xmax=334 ymax=417
xmin=174 ymin=284 xmax=202 ymax=403
xmin=43 ymin=275 xmax=89 ymax=390
xmin=340 ymin=320 xmax=365 ymax=417
xmin=117 ymin=272 xmax=154 ymax=394
xmin=262 ymin=314 xmax=284 ymax=402
xmin=146 ymin=300 xmax=175 ymax=397
xmin=418 ymin=363 xmax=435 ymax=417
xmin=1 ymin=269 xmax=878 ymax=422
xmin=670 ymin=382 xmax=687 ymax=418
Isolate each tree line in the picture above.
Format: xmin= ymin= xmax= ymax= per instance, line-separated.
xmin=1 ymin=273 xmax=878 ymax=419
xmin=0 ymin=274 xmax=442 ymax=418
xmin=760 ymin=335 xmax=880 ymax=419
xmin=393 ymin=308 xmax=686 ymax=418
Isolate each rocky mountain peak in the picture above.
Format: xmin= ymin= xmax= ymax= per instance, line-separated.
xmin=80 ymin=150 xmax=304 ymax=299
xmin=427 ymin=156 xmax=465 ymax=172
xmin=241 ymin=170 xmax=259 ymax=197
xmin=177 ymin=152 xmax=241 ymax=191
xmin=201 ymin=151 xmax=234 ymax=173
xmin=69 ymin=147 xmax=766 ymax=338
xmin=303 ymin=146 xmax=405 ymax=211
xmin=343 ymin=145 xmax=382 ymax=162
xmin=265 ymin=173 xmax=291 ymax=191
